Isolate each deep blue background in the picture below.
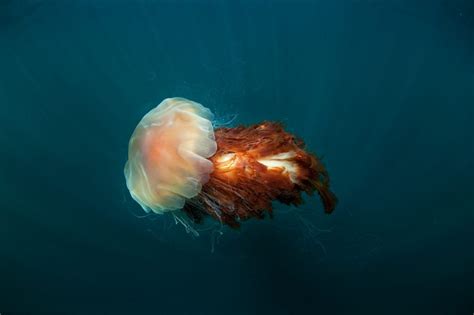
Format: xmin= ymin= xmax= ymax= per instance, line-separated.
xmin=1 ymin=0 xmax=473 ymax=314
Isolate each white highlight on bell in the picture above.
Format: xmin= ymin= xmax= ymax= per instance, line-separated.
xmin=258 ymin=151 xmax=299 ymax=183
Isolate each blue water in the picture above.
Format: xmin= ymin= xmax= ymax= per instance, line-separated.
xmin=1 ymin=1 xmax=473 ymax=313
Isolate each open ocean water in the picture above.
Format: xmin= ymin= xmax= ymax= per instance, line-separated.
xmin=0 ymin=0 xmax=473 ymax=314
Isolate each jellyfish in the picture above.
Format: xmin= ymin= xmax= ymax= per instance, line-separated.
xmin=124 ymin=97 xmax=337 ymax=230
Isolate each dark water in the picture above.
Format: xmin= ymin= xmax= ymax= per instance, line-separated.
xmin=1 ymin=0 xmax=473 ymax=314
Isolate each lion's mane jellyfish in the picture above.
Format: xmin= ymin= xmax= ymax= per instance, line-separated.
xmin=125 ymin=97 xmax=337 ymax=230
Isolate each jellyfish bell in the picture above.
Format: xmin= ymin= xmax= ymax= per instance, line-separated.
xmin=124 ymin=97 xmax=217 ymax=215
xmin=124 ymin=97 xmax=337 ymax=232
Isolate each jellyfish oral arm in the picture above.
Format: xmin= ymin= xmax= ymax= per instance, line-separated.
xmin=257 ymin=151 xmax=299 ymax=183
xmin=188 ymin=122 xmax=337 ymax=228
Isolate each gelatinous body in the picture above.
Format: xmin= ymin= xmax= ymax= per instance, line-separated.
xmin=124 ymin=98 xmax=216 ymax=214
xmin=125 ymin=97 xmax=337 ymax=229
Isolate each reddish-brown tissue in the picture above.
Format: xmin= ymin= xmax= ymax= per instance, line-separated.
xmin=183 ymin=122 xmax=337 ymax=228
